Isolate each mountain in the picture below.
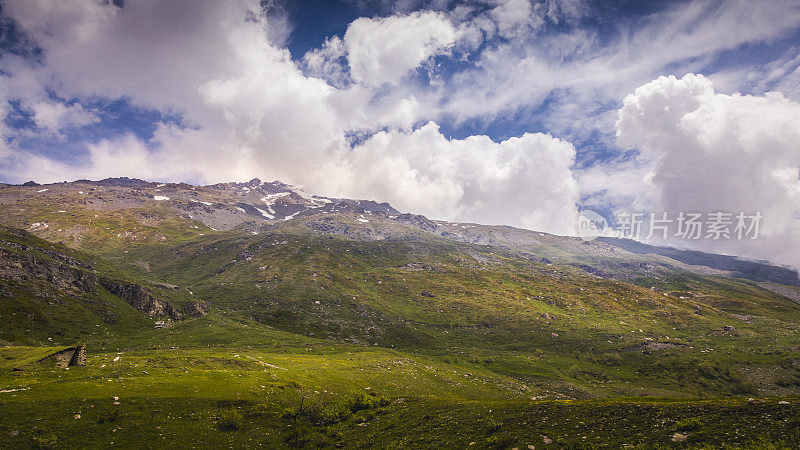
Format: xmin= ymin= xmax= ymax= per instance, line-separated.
xmin=2 ymin=177 xmax=795 ymax=284
xmin=2 ymin=178 xmax=800 ymax=448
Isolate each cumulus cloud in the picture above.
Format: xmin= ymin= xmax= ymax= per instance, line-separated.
xmin=335 ymin=122 xmax=579 ymax=234
xmin=615 ymin=73 xmax=800 ymax=267
xmin=441 ymin=0 xmax=800 ymax=136
xmin=344 ymin=11 xmax=458 ymax=85
xmin=302 ymin=36 xmax=349 ymax=88
xmin=30 ymin=102 xmax=99 ymax=132
xmin=3 ymin=0 xmax=800 ymax=263
xmin=0 ymin=0 xmax=580 ymax=234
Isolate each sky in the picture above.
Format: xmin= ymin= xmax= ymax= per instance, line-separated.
xmin=1 ymin=0 xmax=800 ymax=269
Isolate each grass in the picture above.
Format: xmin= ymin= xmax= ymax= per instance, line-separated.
xmin=2 ymin=186 xmax=800 ymax=447
xmin=1 ymin=346 xmax=799 ymax=448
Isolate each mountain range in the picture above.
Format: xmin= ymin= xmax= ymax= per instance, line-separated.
xmin=2 ymin=177 xmax=800 ymax=448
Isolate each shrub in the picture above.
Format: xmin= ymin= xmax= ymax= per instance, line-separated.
xmin=595 ymin=353 xmax=623 ymax=367
xmin=347 ymin=392 xmax=375 ymax=412
xmin=97 ymin=409 xmax=120 ymax=424
xmin=676 ymin=417 xmax=703 ymax=431
xmin=485 ymin=418 xmax=502 ymax=433
xmin=217 ymin=409 xmax=243 ymax=431
xmin=31 ymin=431 xmax=58 ymax=448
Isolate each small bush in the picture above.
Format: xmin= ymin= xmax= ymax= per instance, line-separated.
xmin=485 ymin=418 xmax=502 ymax=433
xmin=97 ymin=408 xmax=120 ymax=424
xmin=217 ymin=409 xmax=243 ymax=431
xmin=595 ymin=353 xmax=623 ymax=367
xmin=347 ymin=392 xmax=376 ymax=412
xmin=676 ymin=417 xmax=703 ymax=431
xmin=31 ymin=431 xmax=58 ymax=448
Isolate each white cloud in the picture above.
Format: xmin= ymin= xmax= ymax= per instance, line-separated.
xmin=344 ymin=11 xmax=458 ymax=85
xmin=0 ymin=0 xmax=579 ymax=235
xmin=441 ymin=0 xmax=800 ymax=133
xmin=30 ymin=102 xmax=99 ymax=132
xmin=615 ymin=73 xmax=800 ymax=267
xmin=302 ymin=36 xmax=349 ymax=88
xmin=3 ymin=0 xmax=800 ymax=267
xmin=332 ymin=122 xmax=579 ymax=234
xmin=490 ymin=0 xmax=535 ymax=38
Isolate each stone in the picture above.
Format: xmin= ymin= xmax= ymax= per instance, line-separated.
xmin=671 ymin=432 xmax=688 ymax=442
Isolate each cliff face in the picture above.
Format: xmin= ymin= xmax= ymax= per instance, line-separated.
xmin=98 ymin=279 xmax=183 ymax=320
xmin=0 ymin=246 xmax=98 ymax=293
xmin=0 ymin=231 xmax=185 ymax=320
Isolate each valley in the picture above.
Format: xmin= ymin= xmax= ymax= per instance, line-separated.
xmin=1 ymin=178 xmax=799 ymax=448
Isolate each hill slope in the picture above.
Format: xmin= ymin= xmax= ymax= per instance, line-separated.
xmin=2 ymin=178 xmax=800 ymax=447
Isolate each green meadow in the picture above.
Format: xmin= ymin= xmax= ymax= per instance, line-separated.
xmin=2 ymin=192 xmax=800 ymax=448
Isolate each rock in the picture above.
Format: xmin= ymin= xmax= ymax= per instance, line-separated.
xmin=527 ymin=445 xmax=536 ymax=450
xmin=421 ymin=290 xmax=435 ymax=298
xmin=779 ymin=400 xmax=790 ymax=404
xmin=100 ymin=279 xmax=183 ymax=320
xmin=671 ymin=432 xmax=688 ymax=442
xmin=541 ymin=435 xmax=553 ymax=444
xmin=74 ymin=414 xmax=81 ymax=420
xmin=182 ymin=301 xmax=207 ymax=317
xmin=722 ymin=325 xmax=735 ymax=331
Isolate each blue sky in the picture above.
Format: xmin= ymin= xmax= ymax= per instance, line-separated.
xmin=1 ymin=0 xmax=800 ymax=267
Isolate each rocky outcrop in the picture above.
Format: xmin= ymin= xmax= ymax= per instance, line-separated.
xmin=0 ymin=246 xmax=97 ymax=292
xmin=1 ymin=230 xmax=185 ymax=320
xmin=98 ymin=279 xmax=183 ymax=320
xmin=395 ymin=214 xmax=439 ymax=232
xmin=182 ymin=301 xmax=207 ymax=317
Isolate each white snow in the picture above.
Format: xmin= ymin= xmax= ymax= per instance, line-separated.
xmin=153 ymin=195 xmax=170 ymax=201
xmin=36 ymin=188 xmax=48 ymax=192
xmin=283 ymin=211 xmax=300 ymax=221
xmin=236 ymin=207 xmax=246 ymax=213
xmin=255 ymin=207 xmax=274 ymax=219
xmin=190 ymin=199 xmax=212 ymax=206
xmin=261 ymin=192 xmax=290 ymax=205
xmin=357 ymin=218 xmax=370 ymax=223
xmin=57 ymin=210 xmax=66 ymax=213
xmin=157 ymin=183 xmax=166 ymax=187
xmin=294 ymin=188 xmax=314 ymax=201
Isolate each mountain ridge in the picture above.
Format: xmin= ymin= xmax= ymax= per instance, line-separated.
xmin=4 ymin=176 xmax=796 ymax=288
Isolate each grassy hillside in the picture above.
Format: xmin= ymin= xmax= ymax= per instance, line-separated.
xmin=2 ymin=181 xmax=800 ymax=447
